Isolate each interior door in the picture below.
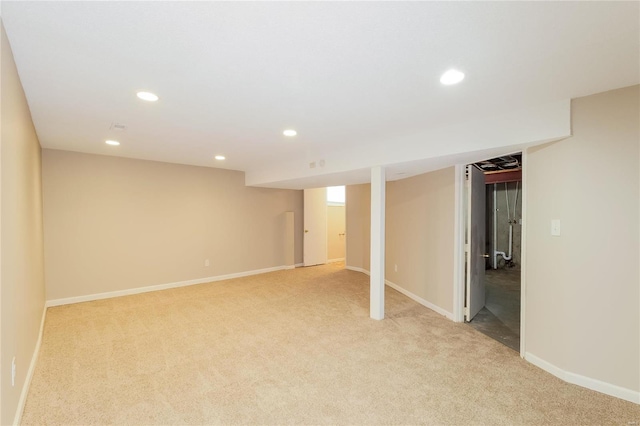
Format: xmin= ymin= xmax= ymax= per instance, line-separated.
xmin=466 ymin=165 xmax=486 ymax=321
xmin=303 ymin=188 xmax=328 ymax=266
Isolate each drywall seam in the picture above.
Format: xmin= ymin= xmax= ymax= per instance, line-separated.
xmin=525 ymin=352 xmax=640 ymax=404
xmin=13 ymin=306 xmax=47 ymax=426
xmin=46 ymin=265 xmax=292 ymax=307
xmin=344 ymin=266 xmax=453 ymax=319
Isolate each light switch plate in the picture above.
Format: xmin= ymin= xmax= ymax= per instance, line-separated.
xmin=551 ymin=219 xmax=561 ymax=236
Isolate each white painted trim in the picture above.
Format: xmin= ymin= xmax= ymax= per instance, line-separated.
xmin=46 ymin=265 xmax=290 ymax=307
xmin=327 ymin=257 xmax=345 ymax=263
xmin=525 ymin=352 xmax=640 ymax=404
xmin=369 ymin=166 xmax=386 ymax=320
xmin=287 ymin=262 xmax=309 ymax=269
xmin=519 ymin=150 xmax=528 ymax=358
xmin=13 ymin=305 xmax=47 ymax=426
xmin=385 ymin=279 xmax=453 ymax=320
xmin=345 ymin=265 xmax=368 ymax=274
xmin=345 ymin=266 xmax=453 ymax=320
xmin=452 ymin=164 xmax=466 ymax=323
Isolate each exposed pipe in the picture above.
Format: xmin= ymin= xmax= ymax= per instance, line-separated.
xmin=505 ymin=182 xmax=510 ymax=222
xmin=513 ymin=181 xmax=519 ymax=220
xmin=493 ymin=189 xmax=500 ymax=268
xmin=494 ymin=225 xmax=513 ymax=263
xmin=494 ymin=182 xmax=514 ymax=266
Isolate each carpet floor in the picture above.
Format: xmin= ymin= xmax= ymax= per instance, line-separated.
xmin=22 ymin=263 xmax=639 ymax=425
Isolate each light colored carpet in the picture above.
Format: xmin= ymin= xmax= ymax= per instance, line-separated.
xmin=22 ymin=263 xmax=639 ymax=425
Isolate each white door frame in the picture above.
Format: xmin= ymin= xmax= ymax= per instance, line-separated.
xmin=452 ymin=152 xmax=528 ymax=358
xmin=519 ymin=151 xmax=528 ymax=357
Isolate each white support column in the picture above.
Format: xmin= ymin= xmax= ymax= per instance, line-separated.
xmin=370 ymin=166 xmax=385 ymax=320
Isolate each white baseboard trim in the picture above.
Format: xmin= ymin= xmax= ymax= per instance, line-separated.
xmin=285 ymin=263 xmax=304 ymax=270
xmin=344 ymin=266 xmax=453 ymax=320
xmin=46 ymin=265 xmax=292 ymax=307
xmin=385 ymin=279 xmax=454 ymax=320
xmin=13 ymin=305 xmax=47 ymax=426
xmin=328 ymin=257 xmax=345 ymax=263
xmin=525 ymin=352 xmax=640 ymax=404
xmin=345 ymin=265 xmax=368 ymax=274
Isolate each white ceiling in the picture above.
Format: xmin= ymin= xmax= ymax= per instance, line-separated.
xmin=2 ymin=1 xmax=638 ymax=189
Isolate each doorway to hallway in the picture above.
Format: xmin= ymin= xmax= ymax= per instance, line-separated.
xmin=303 ymin=186 xmax=346 ymax=267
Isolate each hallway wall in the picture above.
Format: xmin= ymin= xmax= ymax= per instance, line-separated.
xmin=345 ymin=184 xmax=370 ymax=272
xmin=0 ymin=22 xmax=47 ymax=425
xmin=345 ymin=167 xmax=456 ymax=316
xmin=327 ymin=205 xmax=345 ymax=261
xmin=525 ymin=85 xmax=639 ymax=400
xmin=385 ymin=167 xmax=456 ymax=315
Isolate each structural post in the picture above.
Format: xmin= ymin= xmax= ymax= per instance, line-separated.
xmin=370 ymin=166 xmax=385 ymax=320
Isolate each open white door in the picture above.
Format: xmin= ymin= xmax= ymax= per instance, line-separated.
xmin=465 ymin=165 xmax=486 ymax=321
xmin=303 ymin=188 xmax=328 ymax=267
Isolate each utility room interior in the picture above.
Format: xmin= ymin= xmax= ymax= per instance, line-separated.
xmin=467 ymin=154 xmax=522 ymax=352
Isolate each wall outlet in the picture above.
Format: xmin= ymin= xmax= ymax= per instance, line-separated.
xmin=11 ymin=356 xmax=16 ymax=387
xmin=394 ymin=264 xmax=398 ymax=272
xmin=205 ymin=259 xmax=210 ymax=267
xmin=551 ymin=219 xmax=561 ymax=236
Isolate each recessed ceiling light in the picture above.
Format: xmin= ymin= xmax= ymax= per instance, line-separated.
xmin=136 ymin=91 xmax=159 ymax=102
xmin=440 ymin=69 xmax=465 ymax=85
xmin=283 ymin=129 xmax=297 ymax=137
xmin=214 ymin=155 xmax=226 ymax=160
xmin=105 ymin=140 xmax=120 ymax=146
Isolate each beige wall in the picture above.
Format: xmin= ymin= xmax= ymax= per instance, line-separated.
xmin=345 ymin=168 xmax=456 ymax=315
xmin=525 ymin=85 xmax=639 ymax=393
xmin=1 ymin=23 xmax=47 ymax=425
xmin=42 ymin=150 xmax=303 ymax=301
xmin=345 ymin=184 xmax=370 ymax=271
xmin=327 ymin=205 xmax=345 ymax=260
xmin=386 ymin=167 xmax=455 ymax=314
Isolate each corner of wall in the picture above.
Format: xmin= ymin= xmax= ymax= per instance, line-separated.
xmin=1 ymin=21 xmax=48 ymax=425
